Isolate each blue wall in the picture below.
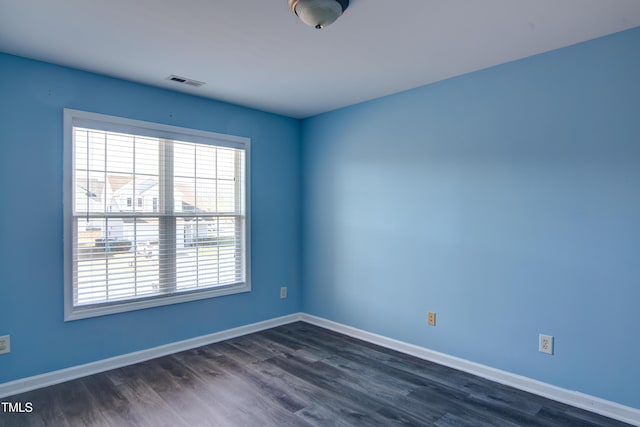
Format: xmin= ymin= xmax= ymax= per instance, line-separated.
xmin=0 ymin=54 xmax=302 ymax=383
xmin=301 ymin=28 xmax=640 ymax=408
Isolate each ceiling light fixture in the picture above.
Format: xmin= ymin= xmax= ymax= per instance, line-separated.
xmin=288 ymin=0 xmax=349 ymax=29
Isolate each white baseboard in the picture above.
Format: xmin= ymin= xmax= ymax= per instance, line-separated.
xmin=0 ymin=313 xmax=303 ymax=400
xmin=300 ymin=313 xmax=640 ymax=426
xmin=2 ymin=312 xmax=638 ymax=426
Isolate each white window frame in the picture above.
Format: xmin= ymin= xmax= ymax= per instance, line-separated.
xmin=63 ymin=109 xmax=251 ymax=321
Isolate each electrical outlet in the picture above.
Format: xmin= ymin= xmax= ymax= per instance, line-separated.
xmin=0 ymin=335 xmax=10 ymax=355
xmin=539 ymin=334 xmax=553 ymax=355
xmin=427 ymin=312 xmax=436 ymax=326
xmin=280 ymin=287 xmax=287 ymax=299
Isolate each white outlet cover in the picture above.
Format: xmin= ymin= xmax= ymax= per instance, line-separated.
xmin=539 ymin=334 xmax=553 ymax=355
xmin=280 ymin=287 xmax=287 ymax=299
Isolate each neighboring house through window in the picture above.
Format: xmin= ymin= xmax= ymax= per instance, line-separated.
xmin=64 ymin=109 xmax=250 ymax=320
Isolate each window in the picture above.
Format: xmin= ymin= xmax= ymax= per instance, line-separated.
xmin=64 ymin=109 xmax=250 ymax=320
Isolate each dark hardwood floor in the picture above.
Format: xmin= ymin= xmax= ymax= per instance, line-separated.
xmin=0 ymin=322 xmax=631 ymax=426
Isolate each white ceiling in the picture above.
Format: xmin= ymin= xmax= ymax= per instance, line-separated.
xmin=1 ymin=0 xmax=639 ymax=118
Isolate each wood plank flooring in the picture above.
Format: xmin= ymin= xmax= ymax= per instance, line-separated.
xmin=0 ymin=322 xmax=631 ymax=426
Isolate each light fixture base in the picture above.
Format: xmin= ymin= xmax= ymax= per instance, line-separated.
xmin=288 ymin=0 xmax=349 ymax=12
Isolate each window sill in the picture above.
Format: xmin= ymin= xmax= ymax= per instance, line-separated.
xmin=64 ymin=282 xmax=251 ymax=321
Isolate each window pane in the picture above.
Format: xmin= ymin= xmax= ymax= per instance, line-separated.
xmin=74 ymin=218 xmax=160 ymax=306
xmin=176 ymin=217 xmax=243 ymax=290
xmin=174 ymin=176 xmax=195 ymax=214
xmin=134 ymin=175 xmax=159 ymax=213
xmin=75 ymin=217 xmax=108 ymax=305
xmin=86 ymin=129 xmax=107 ymax=175
xmin=217 ymin=148 xmax=235 ymax=180
xmin=74 ymin=128 xmax=107 ymax=214
xmin=217 ymin=217 xmax=242 ymax=284
xmin=218 ymin=178 xmax=236 ymax=213
xmin=135 ymin=137 xmax=160 ymax=176
xmin=107 ymin=173 xmax=133 ymax=213
xmin=196 ymin=144 xmax=216 ymax=179
xmin=106 ymin=132 xmax=134 ymax=174
xmin=196 ymin=178 xmax=216 ymax=213
xmin=174 ymin=141 xmax=195 ymax=179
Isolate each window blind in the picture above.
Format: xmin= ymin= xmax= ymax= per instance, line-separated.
xmin=65 ymin=110 xmax=249 ymax=319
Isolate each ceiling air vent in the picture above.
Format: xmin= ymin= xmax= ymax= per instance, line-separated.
xmin=166 ymin=75 xmax=205 ymax=87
